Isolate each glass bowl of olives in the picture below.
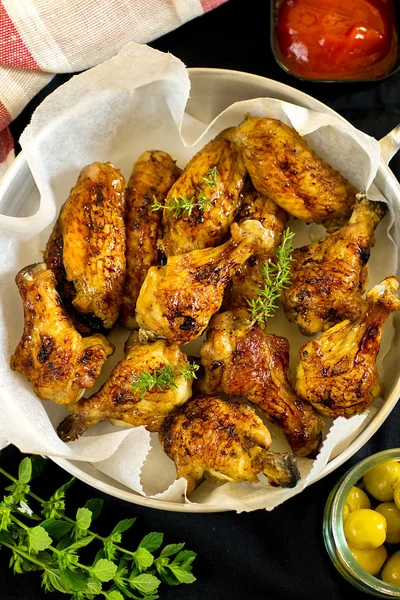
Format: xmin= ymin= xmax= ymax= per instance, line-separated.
xmin=324 ymin=449 xmax=400 ymax=597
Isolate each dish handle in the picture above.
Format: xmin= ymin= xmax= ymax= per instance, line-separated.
xmin=379 ymin=124 xmax=400 ymax=165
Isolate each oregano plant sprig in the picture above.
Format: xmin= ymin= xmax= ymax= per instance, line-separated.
xmin=0 ymin=456 xmax=196 ymax=599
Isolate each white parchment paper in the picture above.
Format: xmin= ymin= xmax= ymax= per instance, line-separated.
xmin=0 ymin=42 xmax=399 ymax=512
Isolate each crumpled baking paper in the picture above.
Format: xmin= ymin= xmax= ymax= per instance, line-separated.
xmin=0 ymin=42 xmax=398 ymax=512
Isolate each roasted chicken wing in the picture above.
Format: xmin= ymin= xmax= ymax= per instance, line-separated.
xmin=282 ymin=195 xmax=385 ymax=335
xmin=199 ymin=310 xmax=324 ymax=456
xmin=225 ymin=183 xmax=287 ymax=310
xmin=57 ymin=331 xmax=193 ymax=441
xmin=234 ymin=118 xmax=357 ymax=227
xmin=45 ymin=162 xmax=126 ymax=331
xmin=160 ymin=128 xmax=247 ymax=256
xmin=159 ymin=395 xmax=300 ymax=496
xmin=10 ymin=263 xmax=114 ymax=405
xmin=119 ymin=151 xmax=181 ymax=329
xmin=136 ymin=220 xmax=267 ymax=344
xmin=296 ymin=277 xmax=400 ymax=418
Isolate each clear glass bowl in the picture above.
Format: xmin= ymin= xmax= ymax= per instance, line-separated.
xmin=324 ymin=449 xmax=400 ymax=597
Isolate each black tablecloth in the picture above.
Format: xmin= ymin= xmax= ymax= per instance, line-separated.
xmin=2 ymin=1 xmax=400 ymax=598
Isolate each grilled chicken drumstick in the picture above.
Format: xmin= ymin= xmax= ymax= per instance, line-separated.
xmin=45 ymin=162 xmax=126 ymax=332
xmin=159 ymin=395 xmax=300 ymax=496
xmin=11 ymin=263 xmax=114 ymax=405
xmin=283 ymin=195 xmax=385 ymax=335
xmin=234 ymin=117 xmax=357 ymax=228
xmin=136 ymin=220 xmax=268 ymax=344
xmin=160 ymin=128 xmax=247 ymax=256
xmin=199 ymin=310 xmax=324 ymax=457
xmin=57 ymin=331 xmax=193 ymax=441
xmin=296 ymin=277 xmax=400 ymax=418
xmin=119 ymin=150 xmax=181 ymax=329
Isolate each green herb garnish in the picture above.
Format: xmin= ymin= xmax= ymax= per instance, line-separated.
xmin=151 ymin=166 xmax=219 ymax=218
xmin=0 ymin=456 xmax=197 ymax=598
xmin=132 ymin=362 xmax=199 ymax=399
xmin=247 ymin=228 xmax=295 ymax=326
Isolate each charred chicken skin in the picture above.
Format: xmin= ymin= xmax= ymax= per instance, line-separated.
xmin=45 ymin=162 xmax=126 ymax=331
xmin=57 ymin=331 xmax=194 ymax=441
xmin=234 ymin=117 xmax=357 ymax=227
xmin=119 ymin=151 xmax=181 ymax=329
xmin=283 ymin=195 xmax=385 ymax=335
xmin=225 ymin=183 xmax=287 ymax=310
xmin=135 ymin=220 xmax=267 ymax=344
xmin=159 ymin=395 xmax=300 ymax=496
xmin=10 ymin=263 xmax=114 ymax=405
xmin=296 ymin=277 xmax=400 ymax=418
xmin=160 ymin=128 xmax=247 ymax=256
xmin=199 ymin=310 xmax=324 ymax=457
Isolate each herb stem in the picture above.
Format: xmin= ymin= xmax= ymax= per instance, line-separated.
xmin=0 ymin=540 xmax=47 ymax=569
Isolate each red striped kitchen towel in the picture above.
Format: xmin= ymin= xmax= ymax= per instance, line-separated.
xmin=0 ymin=0 xmax=228 ymax=179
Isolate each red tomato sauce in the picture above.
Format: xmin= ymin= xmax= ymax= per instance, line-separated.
xmin=276 ymin=0 xmax=398 ymax=80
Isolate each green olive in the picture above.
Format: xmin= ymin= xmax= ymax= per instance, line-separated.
xmin=344 ymin=486 xmax=371 ymax=513
xmin=344 ymin=509 xmax=387 ymax=549
xmin=348 ymin=543 xmax=387 ymax=576
xmin=375 ymin=503 xmax=400 ymax=544
xmin=393 ymin=482 xmax=400 ymax=511
xmin=343 ymin=503 xmax=351 ymax=523
xmin=381 ymin=550 xmax=400 ymax=586
xmin=363 ymin=460 xmax=400 ymax=502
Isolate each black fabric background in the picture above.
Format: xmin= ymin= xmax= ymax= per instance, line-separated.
xmin=3 ymin=1 xmax=400 ymax=598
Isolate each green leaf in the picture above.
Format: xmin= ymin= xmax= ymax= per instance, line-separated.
xmin=73 ymin=506 xmax=92 ymax=539
xmin=42 ymin=567 xmax=70 ymax=594
xmin=134 ymin=546 xmax=154 ymax=571
xmin=66 ymin=535 xmax=95 ymax=552
xmin=27 ymin=526 xmax=52 ymax=553
xmin=160 ymin=543 xmax=185 ymax=558
xmin=30 ymin=455 xmax=48 ymax=479
xmin=0 ymin=502 xmax=12 ymax=531
xmin=169 ymin=564 xmax=196 ymax=584
xmin=111 ymin=518 xmax=136 ymax=537
xmin=60 ymin=567 xmax=88 ymax=592
xmin=107 ymin=592 xmax=124 ymax=600
xmin=129 ymin=573 xmax=161 ymax=594
xmin=173 ymin=549 xmax=196 ymax=568
xmin=9 ymin=552 xmax=28 ymax=574
xmin=139 ymin=532 xmax=163 ymax=553
xmin=85 ymin=577 xmax=102 ymax=597
xmin=103 ymin=539 xmax=118 ymax=561
xmin=157 ymin=568 xmax=180 ymax=586
xmin=90 ymin=558 xmax=118 ymax=582
xmin=56 ymin=477 xmax=76 ymax=494
xmin=84 ymin=498 xmax=104 ymax=520
xmin=41 ymin=518 xmax=74 ymax=540
xmin=0 ymin=531 xmax=14 ymax=545
xmin=18 ymin=457 xmax=32 ymax=484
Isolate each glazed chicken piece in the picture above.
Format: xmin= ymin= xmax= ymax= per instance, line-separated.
xmin=225 ymin=183 xmax=287 ymax=310
xmin=119 ymin=150 xmax=181 ymax=329
xmin=283 ymin=195 xmax=385 ymax=335
xmin=199 ymin=310 xmax=324 ymax=457
xmin=57 ymin=331 xmax=194 ymax=441
xmin=10 ymin=263 xmax=114 ymax=405
xmin=160 ymin=128 xmax=247 ymax=256
xmin=234 ymin=117 xmax=357 ymax=227
xmin=159 ymin=395 xmax=300 ymax=496
xmin=45 ymin=162 xmax=126 ymax=331
xmin=136 ymin=220 xmax=267 ymax=345
xmin=296 ymin=277 xmax=400 ymax=418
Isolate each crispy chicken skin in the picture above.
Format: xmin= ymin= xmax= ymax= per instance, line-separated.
xmin=159 ymin=396 xmax=300 ymax=496
xmin=47 ymin=162 xmax=126 ymax=330
xmin=136 ymin=220 xmax=268 ymax=344
xmin=199 ymin=310 xmax=324 ymax=457
xmin=57 ymin=331 xmax=194 ymax=441
xmin=119 ymin=151 xmax=181 ymax=329
xmin=234 ymin=118 xmax=357 ymax=227
xmin=160 ymin=128 xmax=247 ymax=256
xmin=283 ymin=195 xmax=385 ymax=335
xmin=225 ymin=183 xmax=287 ymax=310
xmin=296 ymin=277 xmax=400 ymax=418
xmin=10 ymin=263 xmax=114 ymax=405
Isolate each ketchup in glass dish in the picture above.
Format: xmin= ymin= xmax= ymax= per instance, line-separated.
xmin=275 ymin=0 xmax=398 ymax=81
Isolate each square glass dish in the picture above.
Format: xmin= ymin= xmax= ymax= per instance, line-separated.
xmin=270 ymin=0 xmax=400 ymax=83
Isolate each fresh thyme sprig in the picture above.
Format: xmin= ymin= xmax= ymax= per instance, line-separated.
xmin=0 ymin=455 xmax=197 ymax=599
xmin=132 ymin=362 xmax=199 ymax=399
xmin=247 ymin=228 xmax=295 ymax=326
xmin=151 ymin=167 xmax=219 ymax=218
